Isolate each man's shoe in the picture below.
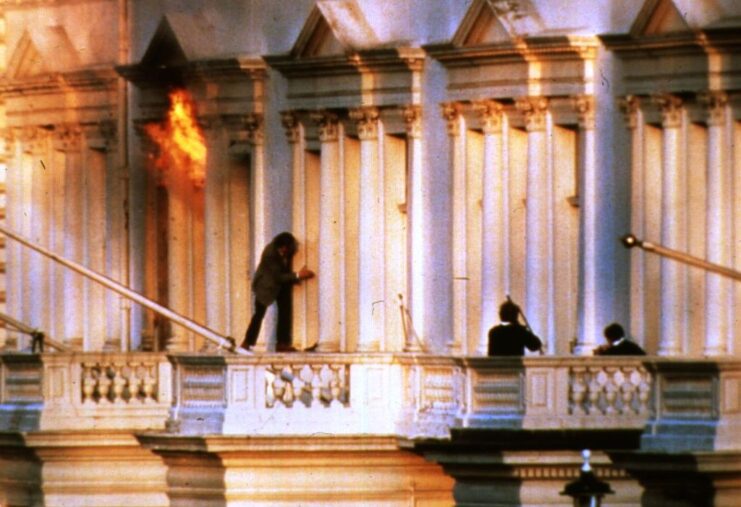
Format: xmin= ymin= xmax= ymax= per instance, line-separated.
xmin=276 ymin=344 xmax=298 ymax=353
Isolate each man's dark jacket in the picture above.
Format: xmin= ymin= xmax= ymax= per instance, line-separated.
xmin=252 ymin=241 xmax=298 ymax=306
xmin=597 ymin=339 xmax=646 ymax=356
xmin=488 ymin=323 xmax=542 ymax=356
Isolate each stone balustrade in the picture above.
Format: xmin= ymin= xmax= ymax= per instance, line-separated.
xmin=1 ymin=352 xmax=739 ymax=451
xmin=0 ymin=352 xmax=172 ymax=431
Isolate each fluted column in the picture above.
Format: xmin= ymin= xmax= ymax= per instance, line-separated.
xmin=474 ymin=100 xmax=505 ymax=355
xmin=619 ymin=96 xmax=646 ymax=345
xmin=350 ymin=107 xmax=383 ymax=351
xmin=654 ymin=94 xmax=686 ymax=356
xmin=402 ymin=106 xmax=424 ymax=352
xmin=247 ymin=114 xmax=268 ymax=264
xmin=700 ymin=92 xmax=731 ymax=356
xmin=312 ymin=111 xmax=342 ymax=352
xmin=442 ymin=102 xmax=466 ymax=355
xmin=573 ymin=95 xmax=599 ymax=355
xmin=516 ymin=96 xmax=552 ymax=351
xmin=282 ymin=112 xmax=309 ymax=348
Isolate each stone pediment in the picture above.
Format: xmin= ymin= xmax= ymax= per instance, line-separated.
xmin=140 ymin=13 xmax=219 ymax=67
xmin=630 ymin=0 xmax=691 ymax=36
xmin=291 ymin=0 xmax=379 ymax=58
xmin=452 ymin=0 xmax=544 ymax=47
xmin=7 ymin=26 xmax=80 ymax=79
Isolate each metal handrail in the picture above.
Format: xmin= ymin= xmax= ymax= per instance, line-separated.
xmin=622 ymin=234 xmax=741 ymax=282
xmin=0 ymin=225 xmax=238 ymax=353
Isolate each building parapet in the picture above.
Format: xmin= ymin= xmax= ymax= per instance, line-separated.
xmin=1 ymin=352 xmax=739 ymax=452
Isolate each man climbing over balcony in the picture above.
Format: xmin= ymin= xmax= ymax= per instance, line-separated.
xmin=593 ymin=323 xmax=646 ymax=356
xmin=240 ymin=232 xmax=315 ymax=353
xmin=488 ymin=300 xmax=543 ymax=356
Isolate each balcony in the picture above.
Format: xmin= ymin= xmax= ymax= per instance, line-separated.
xmin=1 ymin=352 xmax=738 ymax=453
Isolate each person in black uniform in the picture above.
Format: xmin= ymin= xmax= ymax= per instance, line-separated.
xmin=594 ymin=322 xmax=646 ymax=356
xmin=488 ymin=300 xmax=542 ymax=356
xmin=240 ymin=232 xmax=314 ymax=353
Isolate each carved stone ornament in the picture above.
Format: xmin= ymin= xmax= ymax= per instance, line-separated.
xmin=515 ymin=96 xmax=549 ymax=132
xmin=280 ymin=111 xmax=302 ymax=144
xmin=472 ymin=100 xmax=504 ymax=135
xmin=310 ymin=111 xmax=340 ymax=143
xmin=402 ymin=105 xmax=422 ymax=139
xmin=440 ymin=102 xmax=463 ymax=137
xmin=618 ymin=95 xmax=641 ymax=130
xmin=53 ymin=124 xmax=83 ymax=152
xmin=651 ymin=93 xmax=683 ymax=129
xmin=573 ymin=95 xmax=595 ymax=130
xmin=19 ymin=126 xmax=50 ymax=154
xmin=244 ymin=113 xmax=264 ymax=145
xmin=698 ymin=91 xmax=728 ymax=127
xmin=348 ymin=106 xmax=380 ymax=141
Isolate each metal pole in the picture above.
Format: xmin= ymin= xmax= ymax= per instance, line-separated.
xmin=621 ymin=234 xmax=741 ymax=282
xmin=0 ymin=225 xmax=236 ymax=351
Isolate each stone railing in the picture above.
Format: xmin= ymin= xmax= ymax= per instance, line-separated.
xmin=1 ymin=352 xmax=739 ymax=451
xmin=0 ymin=352 xmax=171 ymax=431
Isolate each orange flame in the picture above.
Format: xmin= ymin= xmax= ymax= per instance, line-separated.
xmin=144 ymin=89 xmax=206 ymax=185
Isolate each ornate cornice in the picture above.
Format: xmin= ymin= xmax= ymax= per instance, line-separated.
xmin=0 ymin=67 xmax=118 ymax=98
xmin=310 ymin=111 xmax=340 ymax=143
xmin=618 ymin=95 xmax=642 ymax=130
xmin=652 ymin=93 xmax=683 ymax=128
xmin=348 ymin=106 xmax=380 ymax=141
xmin=573 ymin=95 xmax=595 ymax=130
xmin=472 ymin=100 xmax=504 ymax=135
xmin=698 ymin=91 xmax=728 ymax=127
xmin=440 ymin=102 xmax=463 ymax=137
xmin=401 ymin=105 xmax=422 ymax=140
xmin=280 ymin=111 xmax=302 ymax=145
xmin=515 ymin=96 xmax=549 ymax=132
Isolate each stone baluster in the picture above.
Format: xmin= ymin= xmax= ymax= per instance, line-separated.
xmin=516 ymin=97 xmax=553 ymax=353
xmin=441 ymin=102 xmax=467 ymax=355
xmin=311 ymin=111 xmax=343 ymax=352
xmin=700 ymin=92 xmax=731 ymax=356
xmin=473 ymin=100 xmax=506 ymax=356
xmin=653 ymin=94 xmax=686 ymax=356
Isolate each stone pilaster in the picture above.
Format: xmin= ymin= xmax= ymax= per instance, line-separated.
xmin=442 ymin=102 xmax=466 ymax=355
xmin=473 ymin=100 xmax=505 ymax=356
xmin=349 ymin=106 xmax=383 ymax=352
xmin=311 ymin=111 xmax=342 ymax=352
xmin=700 ymin=92 xmax=731 ymax=356
xmin=516 ymin=96 xmax=551 ymax=352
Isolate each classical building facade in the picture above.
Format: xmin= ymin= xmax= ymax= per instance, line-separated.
xmin=0 ymin=0 xmax=739 ymax=505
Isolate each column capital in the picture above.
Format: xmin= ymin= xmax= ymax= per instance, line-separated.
xmin=18 ymin=125 xmax=50 ymax=154
xmin=698 ymin=91 xmax=728 ymax=127
xmin=440 ymin=102 xmax=463 ymax=137
xmin=82 ymin=120 xmax=117 ymax=150
xmin=472 ymin=100 xmax=504 ymax=134
xmin=244 ymin=113 xmax=264 ymax=146
xmin=348 ymin=106 xmax=380 ymax=141
xmin=573 ymin=94 xmax=595 ymax=130
xmin=0 ymin=128 xmax=14 ymax=162
xmin=515 ymin=96 xmax=549 ymax=132
xmin=402 ymin=105 xmax=422 ymax=139
xmin=310 ymin=110 xmax=340 ymax=142
xmin=652 ymin=93 xmax=683 ymax=128
xmin=618 ymin=95 xmax=641 ymax=130
xmin=280 ymin=111 xmax=302 ymax=144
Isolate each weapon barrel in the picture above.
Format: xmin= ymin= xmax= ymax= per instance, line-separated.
xmin=621 ymin=234 xmax=741 ymax=282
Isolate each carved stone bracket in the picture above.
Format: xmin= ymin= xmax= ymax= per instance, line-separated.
xmin=348 ymin=106 xmax=380 ymax=141
xmin=402 ymin=105 xmax=422 ymax=139
xmin=280 ymin=111 xmax=302 ymax=145
xmin=698 ymin=91 xmax=728 ymax=127
xmin=82 ymin=121 xmax=117 ymax=151
xmin=573 ymin=95 xmax=595 ymax=130
xmin=515 ymin=96 xmax=549 ymax=132
xmin=310 ymin=111 xmax=340 ymax=143
xmin=618 ymin=95 xmax=641 ymax=130
xmin=472 ymin=100 xmax=504 ymax=135
xmin=440 ymin=102 xmax=463 ymax=137
xmin=652 ymin=93 xmax=683 ymax=129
